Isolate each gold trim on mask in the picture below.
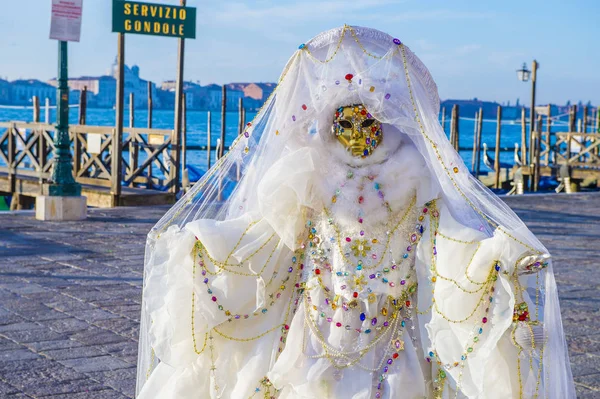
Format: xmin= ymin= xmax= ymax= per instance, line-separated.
xmin=333 ymin=104 xmax=383 ymax=157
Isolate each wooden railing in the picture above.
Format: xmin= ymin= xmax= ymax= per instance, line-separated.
xmin=0 ymin=122 xmax=177 ymax=202
xmin=555 ymin=132 xmax=600 ymax=169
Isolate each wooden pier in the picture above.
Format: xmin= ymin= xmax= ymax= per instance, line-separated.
xmin=444 ymin=103 xmax=600 ymax=193
xmin=0 ymin=122 xmax=178 ymax=209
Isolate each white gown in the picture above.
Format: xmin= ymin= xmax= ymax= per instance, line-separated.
xmin=137 ymin=142 xmax=537 ymax=399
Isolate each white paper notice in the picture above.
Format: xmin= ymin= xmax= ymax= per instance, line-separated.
xmin=49 ymin=0 xmax=83 ymax=42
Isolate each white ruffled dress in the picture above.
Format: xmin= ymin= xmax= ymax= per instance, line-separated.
xmin=138 ymin=143 xmax=537 ymax=399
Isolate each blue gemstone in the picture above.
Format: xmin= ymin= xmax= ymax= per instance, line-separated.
xmin=363 ymin=149 xmax=369 ymax=156
xmin=365 ymin=329 xmax=371 ymax=334
xmin=336 ymin=272 xmax=343 ymax=276
xmin=382 ymin=278 xmax=388 ymax=283
xmin=403 ymin=253 xmax=409 ymax=259
xmin=401 ymin=321 xmax=406 ymax=327
xmin=495 ymin=264 xmax=500 ymax=271
xmin=360 ymin=313 xmax=366 ymax=321
xmin=298 ymin=43 xmax=306 ymax=49
xmin=429 ymin=351 xmax=435 ymax=357
xmin=357 ymin=265 xmax=363 ymax=271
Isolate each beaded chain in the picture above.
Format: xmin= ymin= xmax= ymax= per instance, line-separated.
xmin=324 ymin=195 xmax=417 ymax=271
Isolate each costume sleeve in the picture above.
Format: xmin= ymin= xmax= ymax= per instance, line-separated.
xmin=143 ymin=214 xmax=299 ymax=368
xmin=416 ymin=199 xmax=548 ymax=398
xmin=142 ymin=147 xmax=317 ymax=369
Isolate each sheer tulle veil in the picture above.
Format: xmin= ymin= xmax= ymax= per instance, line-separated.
xmin=136 ymin=25 xmax=575 ymax=398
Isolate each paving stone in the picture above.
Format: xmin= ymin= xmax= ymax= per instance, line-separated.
xmin=0 ymin=348 xmax=42 ymax=362
xmin=41 ymin=345 xmax=106 ymax=361
xmin=59 ymin=356 xmax=133 ymax=373
xmin=0 ymin=326 xmax=66 ymax=344
xmin=45 ymin=388 xmax=129 ymax=398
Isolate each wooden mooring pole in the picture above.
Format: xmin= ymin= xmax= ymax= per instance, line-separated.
xmin=128 ymin=92 xmax=136 ymax=188
xmin=78 ymin=86 xmax=87 ymax=125
xmin=534 ymin=114 xmax=542 ymax=192
xmin=182 ymin=93 xmax=187 ymax=172
xmin=207 ymin=111 xmax=212 ymax=170
xmin=44 ymin=98 xmax=50 ymax=124
xmin=520 ymin=108 xmax=527 ymax=168
xmin=147 ymin=82 xmax=153 ymax=188
xmin=238 ymin=97 xmax=244 ymax=136
xmin=219 ymin=85 xmax=226 ymax=159
xmin=112 ymin=32 xmax=125 ymax=206
xmin=171 ymin=0 xmax=186 ymax=195
xmin=32 ymin=96 xmax=40 ymax=122
xmin=440 ymin=107 xmax=446 ymax=134
xmin=475 ymin=108 xmax=483 ymax=178
xmin=449 ymin=104 xmax=459 ymax=151
xmin=494 ymin=106 xmax=502 ymax=189
xmin=471 ymin=111 xmax=478 ymax=172
xmin=129 ymin=93 xmax=134 ymax=128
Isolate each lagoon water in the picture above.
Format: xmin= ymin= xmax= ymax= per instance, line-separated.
xmin=0 ymin=106 xmax=566 ymax=174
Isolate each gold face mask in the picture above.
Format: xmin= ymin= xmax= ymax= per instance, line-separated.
xmin=333 ymin=104 xmax=382 ymax=157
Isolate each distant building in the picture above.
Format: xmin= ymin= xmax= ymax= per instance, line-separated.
xmin=227 ymin=82 xmax=275 ymax=110
xmin=0 ymin=79 xmax=11 ymax=105
xmin=109 ymin=60 xmax=159 ymax=109
xmin=10 ymin=79 xmax=56 ymax=106
xmin=161 ymin=80 xmax=203 ymax=110
xmin=48 ymin=58 xmax=160 ymax=109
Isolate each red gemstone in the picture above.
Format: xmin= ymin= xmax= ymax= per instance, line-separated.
xmin=284 ymin=324 xmax=290 ymax=330
xmin=358 ymin=196 xmax=364 ymax=204
xmin=315 ymin=269 xmax=321 ymax=275
xmin=345 ymin=73 xmax=354 ymax=81
xmin=405 ymin=301 xmax=411 ymax=307
xmin=392 ymin=353 xmax=399 ymax=359
xmin=423 ymin=208 xmax=428 ymax=213
xmin=353 ymin=292 xmax=358 ymax=298
xmin=371 ymin=126 xmax=377 ymax=132
xmin=361 ymin=109 xmax=366 ymax=115
xmin=346 ymin=237 xmax=352 ymax=242
xmin=302 ymin=104 xmax=307 ymax=110
xmin=211 ymin=296 xmax=217 ymax=302
xmin=482 ymin=317 xmax=488 ymax=323
xmin=336 ymin=322 xmax=342 ymax=327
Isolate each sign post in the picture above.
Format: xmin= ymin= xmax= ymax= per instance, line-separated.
xmin=37 ymin=0 xmax=87 ymax=221
xmin=112 ymin=0 xmax=196 ymax=197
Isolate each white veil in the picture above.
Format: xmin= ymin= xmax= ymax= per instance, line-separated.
xmin=136 ymin=25 xmax=575 ymax=398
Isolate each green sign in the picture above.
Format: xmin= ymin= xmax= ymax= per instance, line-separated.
xmin=112 ymin=0 xmax=196 ymax=39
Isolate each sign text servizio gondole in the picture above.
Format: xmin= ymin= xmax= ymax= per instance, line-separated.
xmin=112 ymin=0 xmax=196 ymax=39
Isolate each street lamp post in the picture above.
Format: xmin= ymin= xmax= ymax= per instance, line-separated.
xmin=36 ymin=40 xmax=87 ymax=220
xmin=48 ymin=41 xmax=81 ymax=196
xmin=516 ymin=60 xmax=539 ymax=191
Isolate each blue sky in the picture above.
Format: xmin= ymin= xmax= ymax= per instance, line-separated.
xmin=0 ymin=0 xmax=597 ymax=104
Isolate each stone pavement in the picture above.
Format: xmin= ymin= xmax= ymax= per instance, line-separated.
xmin=0 ymin=193 xmax=598 ymax=398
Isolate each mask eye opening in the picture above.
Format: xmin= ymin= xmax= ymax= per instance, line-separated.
xmin=361 ymin=119 xmax=375 ymax=128
xmin=338 ymin=120 xmax=353 ymax=129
